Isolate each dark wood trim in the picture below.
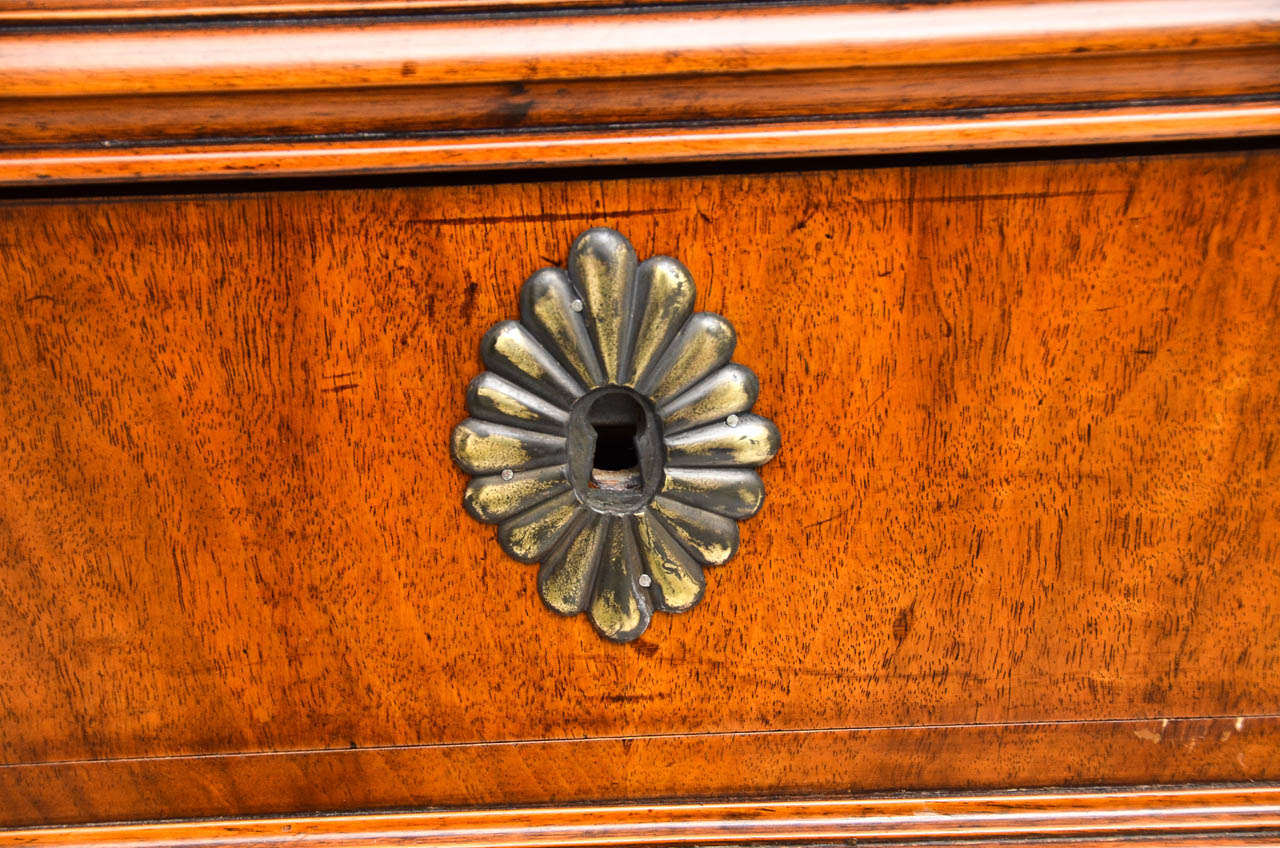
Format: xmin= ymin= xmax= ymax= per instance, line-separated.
xmin=3 ymin=786 xmax=1280 ymax=847
xmin=6 ymin=1 xmax=1276 ymax=97
xmin=0 ymin=0 xmax=1277 ymax=184
xmin=4 ymin=103 xmax=1280 ymax=186
xmin=2 ymin=716 xmax=1278 ymax=828
xmin=0 ymin=0 xmax=739 ymax=22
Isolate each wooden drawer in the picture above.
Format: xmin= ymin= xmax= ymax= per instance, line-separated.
xmin=3 ymin=0 xmax=1280 ymax=842
xmin=2 ymin=149 xmax=1280 ymax=830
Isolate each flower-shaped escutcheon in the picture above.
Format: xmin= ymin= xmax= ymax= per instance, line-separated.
xmin=451 ymin=228 xmax=779 ymax=643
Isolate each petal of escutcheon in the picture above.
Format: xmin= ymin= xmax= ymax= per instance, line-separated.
xmin=539 ymin=513 xmax=608 ymax=615
xmin=659 ymin=363 xmax=759 ymax=435
xmin=464 ymin=465 xmax=571 ymax=523
xmin=650 ymin=496 xmax=740 ymax=566
xmin=664 ymin=414 xmax=780 ymax=468
xmin=636 ymin=313 xmax=735 ymax=406
xmin=466 ymin=372 xmax=569 ymax=435
xmin=520 ymin=267 xmax=606 ymax=390
xmin=633 ymin=512 xmax=704 ymax=613
xmin=659 ymin=467 xmax=765 ymax=520
xmin=588 ymin=516 xmax=654 ymax=642
xmin=451 ymin=418 xmax=566 ymax=475
xmin=481 ymin=320 xmax=586 ymax=406
xmin=497 ymin=490 xmax=582 ymax=563
xmin=626 ymin=256 xmax=695 ymax=387
xmin=569 ymin=228 xmax=639 ymax=385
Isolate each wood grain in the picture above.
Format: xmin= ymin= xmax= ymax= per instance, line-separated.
xmin=0 ymin=0 xmax=1277 ymax=184
xmin=2 ymin=148 xmax=1280 ymax=823
xmin=5 ymin=103 xmax=1280 ymax=186
xmin=4 ymin=786 xmax=1280 ymax=847
xmin=2 ymin=718 xmax=1279 ymax=826
xmin=10 ymin=51 xmax=1278 ymax=148
xmin=0 ymin=0 xmax=734 ymax=22
xmin=9 ymin=1 xmax=1276 ymax=97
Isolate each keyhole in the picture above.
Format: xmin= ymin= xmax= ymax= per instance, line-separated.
xmin=588 ymin=393 xmax=645 ymax=488
xmin=566 ymin=386 xmax=664 ymax=513
xmin=591 ymin=423 xmax=640 ymax=470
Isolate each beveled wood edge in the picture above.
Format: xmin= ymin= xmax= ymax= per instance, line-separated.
xmin=3 ymin=785 xmax=1280 ymax=847
xmin=5 ymin=1 xmax=1278 ymax=97
xmin=3 ymin=716 xmax=1279 ymax=828
xmin=3 ymin=102 xmax=1278 ymax=187
xmin=0 ymin=0 xmax=701 ymax=22
xmin=0 ymin=0 xmax=1277 ymax=184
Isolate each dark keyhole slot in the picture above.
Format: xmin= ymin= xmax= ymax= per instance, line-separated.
xmin=591 ymin=423 xmax=641 ymax=471
xmin=567 ymin=386 xmax=663 ymax=511
xmin=587 ymin=393 xmax=645 ymax=483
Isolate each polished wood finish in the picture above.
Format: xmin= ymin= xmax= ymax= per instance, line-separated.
xmin=2 ymin=718 xmax=1278 ymax=826
xmin=4 ymin=787 xmax=1280 ymax=848
xmin=10 ymin=50 xmax=1278 ymax=147
xmin=1 ymin=0 xmax=1277 ymax=183
xmin=5 ymin=103 xmax=1280 ymax=185
xmin=0 ymin=0 xmax=723 ymax=21
xmin=1 ymin=148 xmax=1278 ymax=824
xmin=9 ymin=1 xmax=1276 ymax=96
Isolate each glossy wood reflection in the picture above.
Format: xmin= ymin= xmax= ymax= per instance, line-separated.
xmin=6 ymin=786 xmax=1280 ymax=848
xmin=1 ymin=0 xmax=1277 ymax=183
xmin=3 ymin=717 xmax=1279 ymax=826
xmin=1 ymin=149 xmax=1279 ymax=819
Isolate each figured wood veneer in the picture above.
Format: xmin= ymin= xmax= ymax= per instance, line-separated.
xmin=1 ymin=149 xmax=1278 ymax=824
xmin=2 ymin=718 xmax=1278 ymax=826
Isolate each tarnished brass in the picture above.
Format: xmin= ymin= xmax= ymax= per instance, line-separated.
xmin=451 ymin=228 xmax=780 ymax=643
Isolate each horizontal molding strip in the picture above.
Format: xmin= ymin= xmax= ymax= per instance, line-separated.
xmin=2 ymin=0 xmax=1277 ymax=97
xmin=3 ymin=786 xmax=1280 ymax=847
xmin=0 ymin=0 xmax=1277 ymax=183
xmin=0 ymin=0 xmax=712 ymax=23
xmin=3 ymin=102 xmax=1279 ymax=186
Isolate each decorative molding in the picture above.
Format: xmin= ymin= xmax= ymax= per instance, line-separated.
xmin=3 ymin=786 xmax=1280 ymax=847
xmin=0 ymin=0 xmax=1277 ymax=184
xmin=3 ymin=104 xmax=1279 ymax=186
xmin=0 ymin=0 xmax=706 ymax=21
xmin=5 ymin=1 xmax=1276 ymax=97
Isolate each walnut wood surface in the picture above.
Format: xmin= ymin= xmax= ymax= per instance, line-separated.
xmin=1 ymin=0 xmax=1277 ymax=183
xmin=9 ymin=1 xmax=1276 ymax=97
xmin=2 ymin=718 xmax=1278 ymax=826
xmin=6 ymin=104 xmax=1280 ymax=187
xmin=10 ymin=50 xmax=1278 ymax=147
xmin=1 ymin=148 xmax=1278 ymax=823
xmin=4 ymin=787 xmax=1280 ymax=848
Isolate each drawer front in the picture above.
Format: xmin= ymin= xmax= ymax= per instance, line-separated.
xmin=1 ymin=149 xmax=1279 ymax=824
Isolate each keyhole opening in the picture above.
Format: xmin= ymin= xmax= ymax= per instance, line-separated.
xmin=591 ymin=424 xmax=641 ymax=470
xmin=588 ymin=393 xmax=645 ymax=487
xmin=567 ymin=386 xmax=664 ymax=513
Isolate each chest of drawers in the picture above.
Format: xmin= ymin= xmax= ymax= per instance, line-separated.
xmin=1 ymin=1 xmax=1279 ymax=844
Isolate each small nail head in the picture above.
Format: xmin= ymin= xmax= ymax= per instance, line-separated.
xmin=726 ymin=414 xmax=740 ymax=427
xmin=638 ymin=574 xmax=652 ymax=588
xmin=570 ymin=298 xmax=584 ymax=312
xmin=501 ymin=468 xmax=514 ymax=481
